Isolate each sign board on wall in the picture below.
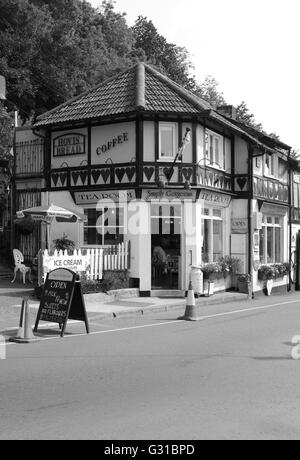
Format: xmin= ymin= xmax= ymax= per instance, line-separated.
xmin=53 ymin=133 xmax=86 ymax=157
xmin=73 ymin=190 xmax=136 ymax=205
xmin=142 ymin=189 xmax=197 ymax=202
xmin=231 ymin=219 xmax=248 ymax=234
xmin=91 ymin=122 xmax=135 ymax=164
xmin=199 ymin=191 xmax=232 ymax=207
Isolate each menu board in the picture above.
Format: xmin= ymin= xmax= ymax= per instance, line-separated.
xmin=34 ymin=268 xmax=89 ymax=338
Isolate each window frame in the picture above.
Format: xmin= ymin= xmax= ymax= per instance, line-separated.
xmin=158 ymin=122 xmax=177 ymax=161
xmin=83 ymin=205 xmax=126 ymax=246
xmin=201 ymin=207 xmax=224 ymax=263
xmin=259 ymin=215 xmax=282 ymax=264
xmin=205 ymin=129 xmax=225 ymax=170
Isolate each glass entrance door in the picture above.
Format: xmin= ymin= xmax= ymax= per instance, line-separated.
xmin=151 ymin=204 xmax=181 ymax=290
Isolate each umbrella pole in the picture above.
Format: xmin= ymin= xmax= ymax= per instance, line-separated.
xmin=47 ymin=223 xmax=50 ymax=252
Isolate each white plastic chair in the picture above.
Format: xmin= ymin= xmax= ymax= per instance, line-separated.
xmin=11 ymin=249 xmax=32 ymax=284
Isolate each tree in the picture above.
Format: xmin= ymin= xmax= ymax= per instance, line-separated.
xmin=194 ymin=75 xmax=226 ymax=108
xmin=0 ymin=102 xmax=13 ymax=211
xmin=132 ymin=16 xmax=196 ymax=90
xmin=236 ymin=101 xmax=263 ymax=132
xmin=0 ymin=0 xmax=136 ymax=122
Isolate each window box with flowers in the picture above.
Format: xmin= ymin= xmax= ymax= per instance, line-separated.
xmin=258 ymin=263 xmax=289 ymax=296
xmin=200 ymin=257 xmax=241 ymax=294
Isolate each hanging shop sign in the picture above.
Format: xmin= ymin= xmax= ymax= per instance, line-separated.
xmin=142 ymin=189 xmax=197 ymax=202
xmin=96 ymin=132 xmax=129 ymax=156
xmin=53 ymin=134 xmax=86 ymax=157
xmin=231 ymin=219 xmax=248 ymax=234
xmin=73 ymin=189 xmax=136 ymax=205
xmin=199 ymin=191 xmax=232 ymax=207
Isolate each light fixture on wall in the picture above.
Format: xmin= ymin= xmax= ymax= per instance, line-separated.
xmin=159 ymin=128 xmax=192 ymax=190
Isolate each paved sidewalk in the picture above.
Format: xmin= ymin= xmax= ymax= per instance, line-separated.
xmin=0 ymin=277 xmax=249 ymax=333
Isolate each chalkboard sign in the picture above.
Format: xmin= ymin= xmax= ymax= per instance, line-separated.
xmin=34 ymin=268 xmax=89 ymax=338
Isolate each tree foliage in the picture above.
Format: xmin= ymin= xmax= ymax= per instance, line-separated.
xmin=132 ymin=16 xmax=196 ymax=90
xmin=0 ymin=0 xmax=281 ymax=144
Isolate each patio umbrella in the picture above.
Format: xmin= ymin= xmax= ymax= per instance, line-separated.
xmin=16 ymin=204 xmax=87 ymax=250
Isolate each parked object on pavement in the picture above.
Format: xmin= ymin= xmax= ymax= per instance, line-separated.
xmin=11 ymin=249 xmax=32 ymax=285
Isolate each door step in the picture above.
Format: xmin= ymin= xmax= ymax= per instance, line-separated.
xmin=151 ymin=290 xmax=185 ymax=298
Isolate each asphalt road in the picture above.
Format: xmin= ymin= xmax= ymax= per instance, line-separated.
xmin=1 ymin=294 xmax=300 ymax=440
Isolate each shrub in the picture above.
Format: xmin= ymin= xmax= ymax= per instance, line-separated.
xmin=101 ymin=270 xmax=130 ymax=293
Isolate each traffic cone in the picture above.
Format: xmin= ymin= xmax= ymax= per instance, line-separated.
xmin=178 ymin=281 xmax=202 ymax=322
xmin=10 ymin=298 xmax=39 ymax=344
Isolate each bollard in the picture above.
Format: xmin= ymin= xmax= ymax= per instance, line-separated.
xmin=178 ymin=281 xmax=202 ymax=322
xmin=10 ymin=298 xmax=39 ymax=344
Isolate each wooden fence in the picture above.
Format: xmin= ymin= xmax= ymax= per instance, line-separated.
xmin=38 ymin=242 xmax=130 ymax=284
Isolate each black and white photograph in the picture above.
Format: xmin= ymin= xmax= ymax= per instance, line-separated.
xmin=0 ymin=0 xmax=300 ymax=443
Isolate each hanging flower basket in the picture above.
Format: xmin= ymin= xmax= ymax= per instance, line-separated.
xmin=14 ymin=216 xmax=35 ymax=236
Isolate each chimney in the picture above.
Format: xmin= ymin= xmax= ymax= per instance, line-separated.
xmin=217 ymin=105 xmax=237 ymax=120
xmin=0 ymin=75 xmax=6 ymax=100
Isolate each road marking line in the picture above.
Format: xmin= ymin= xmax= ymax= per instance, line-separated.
xmin=4 ymin=299 xmax=300 ymax=346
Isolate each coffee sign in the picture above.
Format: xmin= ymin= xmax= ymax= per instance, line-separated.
xmin=53 ymin=133 xmax=85 ymax=157
xmin=96 ymin=132 xmax=129 ymax=156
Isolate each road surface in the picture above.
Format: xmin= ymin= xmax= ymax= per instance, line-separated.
xmin=1 ymin=293 xmax=300 ymax=440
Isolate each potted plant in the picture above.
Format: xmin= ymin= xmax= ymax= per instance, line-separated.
xmin=53 ymin=234 xmax=75 ymax=253
xmin=237 ymin=274 xmax=252 ymax=296
xmin=200 ymin=262 xmax=223 ymax=296
xmin=258 ymin=265 xmax=276 ymax=296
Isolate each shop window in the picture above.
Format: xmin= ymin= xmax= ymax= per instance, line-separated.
xmin=84 ymin=207 xmax=125 ymax=246
xmin=201 ymin=207 xmax=224 ymax=263
xmin=205 ymin=129 xmax=225 ymax=169
xmin=259 ymin=216 xmax=282 ymax=264
xmin=159 ymin=123 xmax=177 ymax=160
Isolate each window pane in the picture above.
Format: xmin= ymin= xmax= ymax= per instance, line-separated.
xmin=267 ymin=227 xmax=273 ymax=263
xmin=210 ymin=135 xmax=214 ymax=163
xmin=213 ymin=221 xmax=223 ymax=261
xmin=215 ymin=138 xmax=219 ymax=165
xmin=259 ymin=229 xmax=265 ymax=263
xmin=161 ymin=126 xmax=174 ymax=157
xmin=213 ymin=209 xmax=222 ymax=218
xmin=275 ymin=228 xmax=281 ymax=262
xmin=202 ymin=220 xmax=210 ymax=263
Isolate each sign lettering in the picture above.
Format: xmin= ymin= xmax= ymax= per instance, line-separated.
xmin=96 ymin=132 xmax=129 ymax=156
xmin=53 ymin=134 xmax=85 ymax=157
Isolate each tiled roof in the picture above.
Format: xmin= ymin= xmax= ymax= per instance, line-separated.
xmin=34 ymin=63 xmax=211 ymax=127
xmin=35 ymin=68 xmax=137 ymax=127
xmin=145 ymin=71 xmax=198 ymax=113
xmin=33 ymin=62 xmax=289 ymax=154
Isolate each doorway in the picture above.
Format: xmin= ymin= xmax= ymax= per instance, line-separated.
xmin=151 ymin=203 xmax=181 ymax=290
